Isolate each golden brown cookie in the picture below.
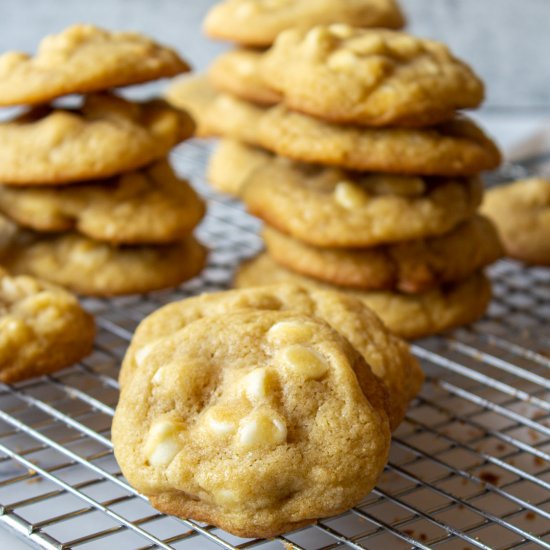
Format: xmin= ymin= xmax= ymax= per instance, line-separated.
xmin=262 ymin=26 xmax=484 ymax=127
xmin=0 ymin=267 xmax=95 ymax=383
xmin=164 ymin=75 xmax=219 ymax=138
xmin=113 ymin=309 xmax=391 ymax=538
xmin=0 ymin=160 xmax=205 ymax=244
xmin=481 ymin=178 xmax=550 ymax=265
xmin=264 ymin=216 xmax=503 ymax=293
xmin=0 ymin=230 xmax=207 ymax=297
xmin=242 ymin=157 xmax=484 ymax=247
xmin=119 ymin=283 xmax=423 ymax=430
xmin=207 ymin=140 xmax=273 ymax=196
xmin=258 ymin=106 xmax=501 ymax=175
xmin=204 ymin=0 xmax=405 ymax=47
xmin=235 ymin=254 xmax=492 ymax=340
xmin=0 ymin=24 xmax=189 ymax=106
xmin=209 ymin=48 xmax=282 ymax=105
xmin=0 ymin=93 xmax=194 ymax=185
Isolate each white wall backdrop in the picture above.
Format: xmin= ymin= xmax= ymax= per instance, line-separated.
xmin=0 ymin=0 xmax=549 ymax=110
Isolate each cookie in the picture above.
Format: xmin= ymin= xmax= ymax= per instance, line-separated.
xmin=264 ymin=216 xmax=503 ymax=293
xmin=0 ymin=24 xmax=189 ymax=107
xmin=235 ymin=254 xmax=492 ymax=340
xmin=207 ymin=140 xmax=273 ymax=196
xmin=204 ymin=0 xmax=405 ymax=47
xmin=0 ymin=267 xmax=95 ymax=383
xmin=113 ymin=309 xmax=391 ymax=538
xmin=262 ymin=26 xmax=484 ymax=127
xmin=242 ymin=157 xmax=483 ymax=247
xmin=259 ymin=106 xmax=501 ymax=175
xmin=1 ymin=230 xmax=207 ymax=297
xmin=481 ymin=178 xmax=550 ymax=265
xmin=0 ymin=160 xmax=205 ymax=244
xmin=119 ymin=284 xmax=423 ymax=431
xmin=209 ymin=48 xmax=282 ymax=106
xmin=0 ymin=93 xmax=194 ymax=185
xmin=164 ymin=75 xmax=219 ymax=138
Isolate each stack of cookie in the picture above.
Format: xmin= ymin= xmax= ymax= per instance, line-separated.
xmin=0 ymin=25 xmax=207 ymax=296
xmin=231 ymin=26 xmax=504 ymax=339
xmin=165 ymin=0 xmax=406 ymax=189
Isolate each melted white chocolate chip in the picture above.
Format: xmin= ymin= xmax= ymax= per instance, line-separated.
xmin=334 ymin=181 xmax=370 ymax=209
xmin=281 ymin=345 xmax=329 ymax=380
xmin=267 ymin=319 xmax=315 ymax=344
xmin=237 ymin=409 xmax=287 ymax=450
xmin=243 ymin=368 xmax=274 ymax=405
xmin=204 ymin=408 xmax=236 ymax=437
xmin=144 ymin=418 xmax=184 ymax=467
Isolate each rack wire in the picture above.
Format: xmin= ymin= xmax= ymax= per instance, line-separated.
xmin=0 ymin=141 xmax=548 ymax=550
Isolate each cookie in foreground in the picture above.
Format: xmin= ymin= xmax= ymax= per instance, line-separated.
xmin=119 ymin=284 xmax=423 ymax=431
xmin=0 ymin=24 xmax=189 ymax=106
xmin=113 ymin=310 xmax=391 ymax=538
xmin=0 ymin=267 xmax=95 ymax=383
xmin=235 ymin=254 xmax=492 ymax=340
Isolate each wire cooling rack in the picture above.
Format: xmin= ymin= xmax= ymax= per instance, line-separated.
xmin=0 ymin=141 xmax=548 ymax=550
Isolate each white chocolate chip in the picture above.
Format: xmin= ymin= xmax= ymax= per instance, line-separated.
xmin=390 ymin=35 xmax=421 ymax=57
xmin=204 ymin=409 xmax=236 ymax=437
xmin=214 ymin=488 xmax=241 ymax=506
xmin=267 ymin=320 xmax=315 ymax=344
xmin=334 ymin=181 xmax=370 ymax=209
xmin=327 ymin=49 xmax=358 ymax=72
xmin=237 ymin=409 xmax=287 ymax=450
xmin=151 ymin=367 xmax=165 ymax=385
xmin=328 ymin=24 xmax=355 ymax=39
xmin=348 ymin=34 xmax=386 ymax=55
xmin=135 ymin=342 xmax=157 ymax=368
xmin=303 ymin=26 xmax=335 ymax=57
xmin=281 ymin=345 xmax=329 ymax=380
xmin=144 ymin=418 xmax=184 ymax=467
xmin=243 ymin=368 xmax=273 ymax=405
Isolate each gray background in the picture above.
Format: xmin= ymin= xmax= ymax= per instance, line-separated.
xmin=1 ymin=0 xmax=549 ymax=111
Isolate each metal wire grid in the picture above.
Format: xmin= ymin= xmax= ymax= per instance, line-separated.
xmin=0 ymin=141 xmax=548 ymax=550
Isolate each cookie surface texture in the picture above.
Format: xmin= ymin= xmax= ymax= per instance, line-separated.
xmin=481 ymin=178 xmax=550 ymax=265
xmin=0 ymin=24 xmax=189 ymax=106
xmin=113 ymin=310 xmax=391 ymax=538
xmin=0 ymin=160 xmax=205 ymax=244
xmin=204 ymin=0 xmax=405 ymax=46
xmin=258 ymin=106 xmax=501 ymax=175
xmin=242 ymin=158 xmax=483 ymax=247
xmin=120 ymin=284 xmax=423 ymax=431
xmin=1 ymin=232 xmax=207 ymax=297
xmin=207 ymin=140 xmax=273 ymax=196
xmin=262 ymin=26 xmax=484 ymax=126
xmin=263 ymin=216 xmax=503 ymax=293
xmin=0 ymin=268 xmax=95 ymax=383
xmin=0 ymin=93 xmax=194 ymax=185
xmin=209 ymin=48 xmax=282 ymax=105
xmin=235 ymin=254 xmax=492 ymax=340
